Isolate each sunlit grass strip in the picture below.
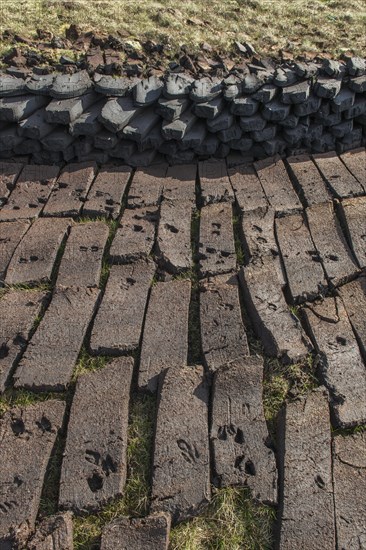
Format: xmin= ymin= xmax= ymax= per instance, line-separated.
xmin=170 ymin=486 xmax=276 ymax=550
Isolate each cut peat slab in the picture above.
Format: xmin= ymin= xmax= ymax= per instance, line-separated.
xmin=338 ymin=196 xmax=366 ymax=269
xmin=338 ymin=276 xmax=366 ymax=357
xmin=5 ymin=217 xmax=71 ymax=285
xmin=340 ymin=147 xmax=366 ymax=188
xmin=101 ymin=514 xmax=170 ymax=550
xmin=228 ymin=163 xmax=268 ymax=213
xmin=59 ymin=358 xmax=133 ymax=513
xmin=198 ymin=159 xmax=234 ymax=205
xmin=239 ymin=257 xmax=310 ymax=363
xmin=156 ymin=200 xmax=192 ymax=273
xmin=286 ymin=154 xmax=332 ymax=206
xmin=151 ymin=365 xmax=210 ymax=522
xmin=56 ymin=221 xmax=109 ymax=288
xmin=138 ymin=280 xmax=190 ymax=393
xmin=14 ymin=287 xmax=100 ymax=392
xmin=0 ymin=289 xmax=46 ymax=392
xmin=275 ymin=212 xmax=327 ymax=302
xmin=303 ymin=296 xmax=366 ymax=428
xmin=82 ymin=165 xmax=131 ymax=219
xmin=0 ymin=161 xmax=23 ymax=206
xmin=27 ymin=512 xmax=74 ymax=550
xmin=198 ymin=203 xmax=236 ymax=278
xmin=127 ymin=164 xmax=166 ymax=208
xmin=241 ymin=206 xmax=285 ymax=286
xmin=254 ymin=155 xmax=302 ymax=215
xmin=90 ymin=260 xmax=155 ymax=355
xmin=0 ymin=400 xmax=65 ymax=546
xmin=0 ymin=219 xmax=30 ymax=282
xmin=200 ymin=273 xmax=249 ymax=372
xmin=306 ymin=202 xmax=359 ymax=287
xmin=277 ymin=389 xmax=335 ymax=549
xmin=0 ymin=164 xmax=60 ymax=221
xmin=312 ymin=151 xmax=364 ymax=198
xmin=333 ymin=431 xmax=366 ymax=550
xmin=109 ymin=206 xmax=158 ymax=264
xmin=211 ymin=357 xmax=277 ymax=503
xmin=43 ymin=162 xmax=97 ymax=218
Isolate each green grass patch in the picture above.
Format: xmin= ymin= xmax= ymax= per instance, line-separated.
xmin=73 ymin=393 xmax=156 ymax=550
xmin=170 ymin=487 xmax=275 ymax=550
xmin=0 ymin=0 xmax=365 ymax=58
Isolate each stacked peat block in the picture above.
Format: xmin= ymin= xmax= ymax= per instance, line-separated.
xmin=0 ymin=57 xmax=365 ymax=166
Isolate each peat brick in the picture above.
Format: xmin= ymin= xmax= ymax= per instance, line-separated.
xmin=109 ymin=207 xmax=158 ymax=263
xmin=293 ymin=94 xmax=322 ymax=116
xmin=156 ymin=200 xmax=192 ymax=273
xmin=286 ymin=155 xmax=332 ymax=206
xmin=211 ymin=358 xmax=277 ymax=503
xmin=101 ymin=514 xmax=170 ymax=550
xmin=0 ymin=289 xmax=46 ymax=392
xmin=27 ymin=512 xmax=74 ymax=550
xmin=190 ymin=77 xmax=222 ymax=103
xmin=275 ymin=213 xmax=327 ymax=302
xmin=161 ymin=109 xmax=197 ymax=140
xmin=56 ymin=221 xmax=109 ymax=288
xmin=348 ymin=75 xmax=366 ymax=93
xmin=5 ymin=217 xmax=71 ymax=285
xmin=262 ymin=100 xmax=290 ymax=122
xmin=241 ymin=206 xmax=285 ymax=285
xmin=281 ymin=80 xmax=310 ymax=104
xmin=156 ymin=97 xmax=190 ymax=122
xmin=133 ymin=75 xmax=163 ymax=106
xmin=0 ymin=161 xmax=23 ymax=206
xmin=277 ymin=390 xmax=335 ymax=549
xmin=163 ymin=164 xmax=196 ymax=204
xmin=228 ymin=163 xmax=268 ymax=212
xmin=0 ymin=75 xmax=26 ymax=97
xmin=82 ymin=165 xmax=131 ymax=219
xmin=41 ymin=127 xmax=74 ymax=152
xmin=50 ymin=71 xmax=92 ymax=98
xmin=239 ymin=114 xmax=266 ymax=132
xmin=45 ymin=93 xmax=98 ymax=125
xmin=69 ymin=100 xmax=104 ymax=136
xmin=43 ymin=162 xmax=96 ymax=218
xmin=59 ymin=359 xmax=133 ymax=512
xmin=25 ymin=73 xmax=55 ymax=96
xmin=339 ymin=196 xmax=366 ymax=268
xmin=0 ymin=400 xmax=65 ymax=546
xmin=0 ymin=94 xmax=48 ymax=122
xmin=194 ymin=96 xmax=224 ymax=120
xmin=333 ymin=432 xmax=366 ymax=550
xmin=163 ymin=73 xmax=194 ymax=99
xmin=200 ymin=274 xmax=249 ymax=371
xmin=253 ymin=83 xmax=278 ymax=103
xmin=230 ymin=96 xmax=259 ymax=117
xmin=127 ymin=164 xmax=166 ymax=208
xmin=314 ymin=77 xmax=342 ymax=99
xmin=122 ymin=107 xmax=160 ymax=142
xmin=90 ymin=260 xmax=155 ymax=354
xmin=138 ymin=280 xmax=191 ymax=392
xmin=331 ymin=88 xmax=355 ymax=113
xmin=239 ymin=257 xmax=310 ymax=362
xmin=344 ymin=96 xmax=366 ymax=119
xmin=254 ymin=156 xmax=302 ymax=215
xmin=0 ymin=164 xmax=59 ymax=221
xmin=207 ymin=109 xmax=233 ymax=133
xmin=340 ymin=147 xmax=366 ymax=187
xmin=151 ymin=365 xmax=210 ymax=522
xmin=18 ymin=108 xmax=54 ymax=139
xmin=303 ymin=297 xmax=366 ymax=427
xmin=0 ymin=219 xmax=30 ymax=282
xmin=198 ymin=159 xmax=234 ymax=205
xmin=312 ymin=151 xmax=364 ymax=198
xmin=306 ymin=202 xmax=359 ymax=287
xmin=14 ymin=287 xmax=100 ymax=392
xmin=94 ymin=130 xmax=119 ymax=150
xmin=94 ymin=75 xmax=132 ymax=96
xmin=100 ymin=97 xmax=142 ymax=133
xmin=339 ymin=276 xmax=366 ymax=358
xmin=251 ymin=124 xmax=277 ymax=143
xmin=198 ymin=203 xmax=236 ymax=278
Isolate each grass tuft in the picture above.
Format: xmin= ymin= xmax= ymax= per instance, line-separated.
xmin=170 ymin=486 xmax=275 ymax=550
